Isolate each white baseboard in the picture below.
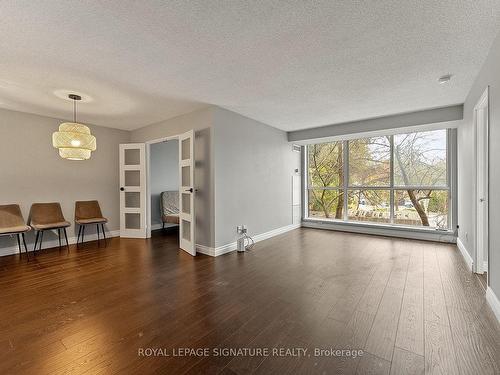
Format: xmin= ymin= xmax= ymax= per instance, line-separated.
xmin=2 ymin=223 xmax=301 ymax=258
xmin=215 ymin=242 xmax=238 ymax=257
xmin=456 ymin=237 xmax=473 ymax=271
xmin=302 ymin=219 xmax=456 ymax=243
xmin=196 ymin=223 xmax=301 ymax=257
xmin=483 ymin=261 xmax=488 ymax=271
xmin=252 ymin=223 xmax=302 ymax=242
xmin=486 ymin=287 xmax=500 ymax=323
xmin=0 ymin=229 xmax=120 ymax=257
xmin=195 ymin=244 xmax=216 ymax=256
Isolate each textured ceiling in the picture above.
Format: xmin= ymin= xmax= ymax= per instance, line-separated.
xmin=1 ymin=1 xmax=499 ymax=131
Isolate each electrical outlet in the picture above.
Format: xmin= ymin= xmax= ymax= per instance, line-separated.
xmin=237 ymin=225 xmax=247 ymax=234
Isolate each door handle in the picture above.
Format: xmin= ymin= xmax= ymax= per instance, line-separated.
xmin=185 ymin=188 xmax=193 ymax=193
xmin=480 ymin=198 xmax=485 ymax=202
xmin=120 ymin=187 xmax=125 ymax=191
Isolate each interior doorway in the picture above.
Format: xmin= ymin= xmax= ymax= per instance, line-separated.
xmin=120 ymin=130 xmax=196 ymax=256
xmin=146 ymin=136 xmax=179 ymax=238
xmin=144 ymin=130 xmax=196 ymax=256
xmin=147 ymin=138 xmax=180 ymax=238
xmin=474 ymin=87 xmax=489 ymax=279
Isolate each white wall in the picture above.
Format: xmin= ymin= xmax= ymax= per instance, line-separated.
xmin=0 ymin=108 xmax=130 ymax=255
xmin=458 ymin=31 xmax=500 ymax=296
xmin=2 ymin=104 xmax=293 ymax=254
xmin=131 ymin=106 xmax=302 ymax=250
xmin=150 ymin=140 xmax=179 ymax=226
xmin=213 ymin=107 xmax=301 ymax=247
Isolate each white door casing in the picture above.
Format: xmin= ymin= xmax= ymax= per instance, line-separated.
xmin=179 ymin=130 xmax=196 ymax=256
xmin=119 ymin=143 xmax=147 ymax=238
xmin=474 ymin=87 xmax=489 ymax=275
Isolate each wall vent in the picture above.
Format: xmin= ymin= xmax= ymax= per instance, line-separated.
xmin=292 ymin=144 xmax=301 ymax=152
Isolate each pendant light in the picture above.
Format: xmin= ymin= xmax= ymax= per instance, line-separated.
xmin=52 ymin=94 xmax=96 ymax=160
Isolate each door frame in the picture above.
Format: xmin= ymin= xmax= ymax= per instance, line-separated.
xmin=145 ymin=135 xmax=180 ymax=239
xmin=474 ymin=86 xmax=489 ymax=276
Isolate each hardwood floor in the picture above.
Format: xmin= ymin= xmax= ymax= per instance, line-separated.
xmin=477 ymin=272 xmax=487 ymax=291
xmin=0 ymin=228 xmax=499 ymax=374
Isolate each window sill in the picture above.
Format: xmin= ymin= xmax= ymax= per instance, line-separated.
xmin=302 ymin=218 xmax=456 ymax=243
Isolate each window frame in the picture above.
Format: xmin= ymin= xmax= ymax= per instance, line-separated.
xmin=303 ymin=129 xmax=454 ymax=232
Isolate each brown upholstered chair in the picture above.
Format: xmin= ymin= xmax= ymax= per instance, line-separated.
xmin=160 ymin=191 xmax=179 ymax=229
xmin=0 ymin=204 xmax=31 ymax=258
xmin=29 ymin=203 xmax=70 ymax=254
xmin=75 ymin=200 xmax=108 ymax=246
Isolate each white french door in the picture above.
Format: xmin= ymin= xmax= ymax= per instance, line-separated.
xmin=179 ymin=130 xmax=196 ymax=256
xmin=119 ymin=143 xmax=147 ymax=238
xmin=475 ymin=87 xmax=489 ymax=274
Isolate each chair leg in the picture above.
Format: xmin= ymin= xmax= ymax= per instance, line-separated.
xmin=16 ymin=234 xmax=21 ymax=255
xmin=22 ymin=233 xmax=29 ymax=260
xmin=39 ymin=231 xmax=44 ymax=252
xmin=33 ymin=231 xmax=40 ymax=255
xmin=77 ymin=225 xmax=82 ymax=246
xmin=97 ymin=224 xmax=100 ymax=243
xmin=58 ymin=228 xmax=62 ymax=251
xmin=63 ymin=228 xmax=69 ymax=253
xmin=102 ymin=224 xmax=107 ymax=247
xmin=162 ymin=222 xmax=165 ymax=230
xmin=82 ymin=225 xmax=85 ymax=244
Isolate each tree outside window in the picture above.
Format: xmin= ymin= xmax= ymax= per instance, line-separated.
xmin=306 ymin=129 xmax=449 ymax=229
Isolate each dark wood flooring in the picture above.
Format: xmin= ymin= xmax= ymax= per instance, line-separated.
xmin=0 ymin=228 xmax=499 ymax=374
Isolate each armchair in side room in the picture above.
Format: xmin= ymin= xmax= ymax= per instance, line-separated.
xmin=160 ymin=191 xmax=179 ymax=230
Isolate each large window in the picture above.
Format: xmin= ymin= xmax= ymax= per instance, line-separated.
xmin=306 ymin=129 xmax=451 ymax=230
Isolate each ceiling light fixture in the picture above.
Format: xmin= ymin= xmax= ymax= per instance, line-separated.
xmin=438 ymin=74 xmax=453 ymax=84
xmin=52 ymin=94 xmax=96 ymax=160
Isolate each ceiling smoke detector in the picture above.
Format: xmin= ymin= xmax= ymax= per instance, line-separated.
xmin=438 ymin=74 xmax=453 ymax=84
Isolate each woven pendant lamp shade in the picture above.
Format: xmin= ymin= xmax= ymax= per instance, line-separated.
xmin=52 ymin=122 xmax=97 ymax=160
